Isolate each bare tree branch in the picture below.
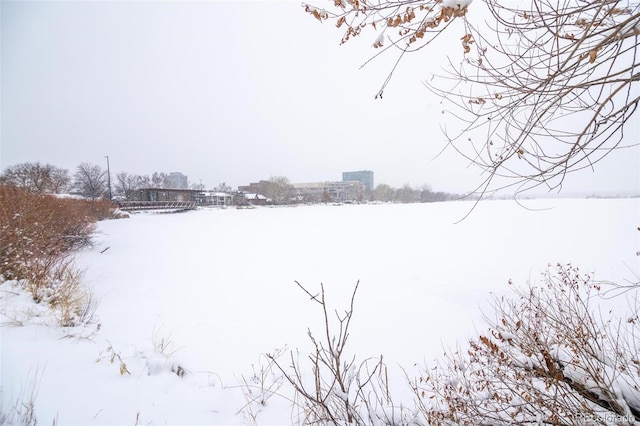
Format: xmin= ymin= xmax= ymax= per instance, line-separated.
xmin=303 ymin=0 xmax=639 ymax=198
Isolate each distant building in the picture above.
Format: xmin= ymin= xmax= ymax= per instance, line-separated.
xmin=195 ymin=191 xmax=234 ymax=206
xmin=165 ymin=172 xmax=189 ymax=189
xmin=342 ymin=170 xmax=374 ymax=192
xmin=242 ymin=193 xmax=271 ymax=206
xmin=238 ymin=180 xmax=270 ymax=197
xmin=132 ymin=188 xmax=200 ymax=202
xmin=293 ymin=181 xmax=364 ymax=203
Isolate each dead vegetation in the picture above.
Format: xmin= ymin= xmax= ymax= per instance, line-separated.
xmin=0 ymin=184 xmax=114 ymax=326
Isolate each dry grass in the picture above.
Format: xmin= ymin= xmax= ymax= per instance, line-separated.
xmin=1 ymin=366 xmax=44 ymax=426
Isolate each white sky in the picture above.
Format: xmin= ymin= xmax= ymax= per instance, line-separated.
xmin=1 ymin=0 xmax=638 ymax=195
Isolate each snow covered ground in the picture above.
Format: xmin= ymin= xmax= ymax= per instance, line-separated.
xmin=1 ymin=198 xmax=638 ymax=425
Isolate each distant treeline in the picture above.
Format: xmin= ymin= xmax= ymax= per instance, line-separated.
xmin=0 ymin=161 xmax=461 ymax=204
xmin=0 ymin=162 xmax=199 ymax=200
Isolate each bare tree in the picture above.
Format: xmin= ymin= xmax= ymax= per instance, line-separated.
xmin=114 ymin=172 xmax=145 ymax=200
xmin=264 ymin=176 xmax=294 ymax=205
xmin=302 ymin=0 xmax=639 ymax=198
xmin=395 ymin=183 xmax=421 ymax=203
xmin=73 ymin=163 xmax=107 ymax=200
xmin=413 ymin=264 xmax=640 ymax=425
xmin=151 ymin=172 xmax=167 ymax=189
xmin=48 ymin=167 xmax=71 ymax=193
xmin=0 ymin=162 xmax=70 ymax=193
xmin=373 ymin=183 xmax=395 ymax=202
xmin=214 ymin=182 xmax=233 ymax=192
xmin=420 ymin=184 xmax=457 ymax=202
xmin=137 ymin=174 xmax=151 ymax=188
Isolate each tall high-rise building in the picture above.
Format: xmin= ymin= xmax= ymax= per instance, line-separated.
xmin=342 ymin=170 xmax=374 ymax=192
xmin=165 ymin=172 xmax=189 ymax=189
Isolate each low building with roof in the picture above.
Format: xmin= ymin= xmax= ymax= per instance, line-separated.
xmin=293 ymin=181 xmax=364 ymax=203
xmin=132 ymin=188 xmax=201 ymax=203
xmin=195 ymin=191 xmax=234 ymax=206
xmin=241 ymin=193 xmax=271 ymax=206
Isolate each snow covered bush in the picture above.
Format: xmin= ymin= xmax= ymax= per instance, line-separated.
xmin=23 ymin=256 xmax=96 ymax=327
xmin=262 ymin=265 xmax=639 ymax=425
xmin=0 ymin=184 xmax=110 ymax=325
xmin=1 ymin=185 xmax=105 ymax=279
xmin=414 ymin=264 xmax=640 ymax=425
xmin=143 ymin=333 xmax=187 ymax=378
xmin=268 ymin=281 xmax=414 ymax=425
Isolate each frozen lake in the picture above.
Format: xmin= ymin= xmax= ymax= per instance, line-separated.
xmin=2 ymin=198 xmax=638 ymax=424
xmin=80 ymin=198 xmax=640 ymax=390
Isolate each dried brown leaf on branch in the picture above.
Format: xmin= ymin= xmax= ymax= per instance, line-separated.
xmin=300 ymin=0 xmax=639 ymax=199
xmin=414 ymin=265 xmax=640 ymax=424
xmin=304 ymin=4 xmax=329 ymax=22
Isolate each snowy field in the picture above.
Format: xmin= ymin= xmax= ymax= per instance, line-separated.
xmin=1 ymin=198 xmax=638 ymax=425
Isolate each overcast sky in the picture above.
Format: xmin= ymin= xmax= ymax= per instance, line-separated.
xmin=1 ymin=0 xmax=638 ymax=195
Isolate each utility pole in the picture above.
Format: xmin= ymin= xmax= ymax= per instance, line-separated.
xmin=104 ymin=155 xmax=112 ymax=201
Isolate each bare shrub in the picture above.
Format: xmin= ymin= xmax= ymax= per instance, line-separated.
xmin=0 ymin=185 xmax=107 ymax=325
xmin=0 ymin=185 xmax=115 ymax=266
xmin=75 ymin=197 xmax=114 ymax=222
xmin=1 ymin=185 xmax=98 ymax=280
xmin=268 ymin=281 xmax=411 ymax=425
xmin=237 ymin=350 xmax=286 ymax=425
xmin=413 ymin=264 xmax=640 ymax=425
